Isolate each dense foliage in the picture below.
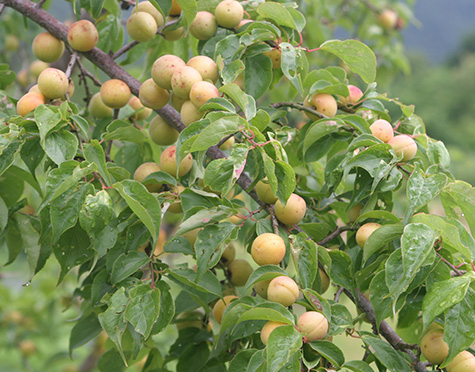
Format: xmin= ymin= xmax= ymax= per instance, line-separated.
xmin=1 ymin=1 xmax=475 ymax=372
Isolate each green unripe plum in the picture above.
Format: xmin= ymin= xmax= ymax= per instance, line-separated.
xmin=29 ymin=60 xmax=49 ymax=78
xmin=32 ymin=32 xmax=65 ymax=63
xmin=312 ymin=268 xmax=330 ymax=294
xmin=169 ymin=0 xmax=182 ymax=16
xmin=304 ymin=93 xmax=338 ymax=119
xmin=133 ymin=1 xmax=164 ymax=27
xmin=171 ymin=66 xmax=203 ymax=100
xmin=88 ymin=92 xmax=113 ymax=118
xmin=186 ymin=56 xmax=218 ymax=84
xmin=379 ymin=9 xmax=398 ymax=31
xmin=139 ymin=78 xmax=170 ymax=109
xmin=355 ymin=222 xmax=382 ymax=248
xmin=446 ymin=351 xmax=475 ymax=372
xmin=251 ymin=233 xmax=286 ymax=266
xmin=127 ymin=11 xmax=157 ymax=42
xmin=220 ymin=243 xmax=236 ymax=267
xmin=421 ymin=328 xmax=449 ymax=365
xmin=228 ymin=259 xmax=253 ymax=287
xmin=219 ymin=136 xmax=235 ymax=150
xmin=254 ymin=279 xmax=271 ymax=299
xmin=100 ymin=79 xmax=131 ymax=109
xmin=181 ymin=100 xmax=205 ymax=126
xmin=347 ymin=204 xmax=363 ymax=222
xmin=297 ymin=311 xmax=329 ymax=342
xmin=274 ymin=193 xmax=306 ymax=227
xmin=37 ymin=68 xmax=68 ymax=99
xmin=340 ymin=85 xmax=363 ymax=105
xmin=163 ymin=19 xmax=185 ymax=41
xmin=133 ymin=162 xmax=162 ymax=192
xmin=370 ymin=119 xmax=394 ymax=143
xmin=190 ymin=81 xmax=219 ymax=108
xmin=152 ymin=55 xmax=186 ymax=90
xmin=175 ymin=311 xmax=203 ymax=330
xmin=5 ymin=35 xmax=19 ymax=52
xmin=256 ymin=180 xmax=277 ymax=204
xmin=159 ymin=145 xmax=193 ymax=177
xmin=183 ymin=228 xmax=201 ymax=247
xmin=129 ymin=96 xmax=152 ymax=121
xmin=215 ymin=0 xmax=244 ymax=29
xmin=267 ymin=276 xmax=299 ymax=307
xmin=388 ymin=134 xmax=417 ymax=162
xmin=260 ymin=321 xmax=287 ymax=345
xmin=189 ymin=11 xmax=217 ymax=40
xmin=17 ymin=69 xmax=29 ymax=87
xmin=212 ymin=295 xmax=238 ymax=324
xmin=67 ymin=20 xmax=99 ymax=52
xmin=149 ymin=115 xmax=179 ymax=146
xmin=17 ymin=92 xmax=45 ymax=117
xmin=263 ymin=48 xmax=281 ymax=69
xmin=171 ymin=93 xmax=187 ymax=111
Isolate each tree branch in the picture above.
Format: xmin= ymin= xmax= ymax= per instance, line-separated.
xmin=271 ymin=101 xmax=327 ymax=119
xmin=317 ymin=224 xmax=358 ymax=246
xmin=344 ymin=289 xmax=427 ymax=372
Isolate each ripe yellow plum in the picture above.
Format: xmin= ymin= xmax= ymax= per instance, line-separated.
xmin=149 ymin=115 xmax=179 ymax=146
xmin=100 ymin=79 xmax=131 ymax=109
xmin=128 ymin=96 xmax=152 ymax=121
xmin=212 ymin=295 xmax=238 ymax=324
xmin=159 ymin=145 xmax=193 ymax=177
xmin=181 ymin=100 xmax=205 ymax=126
xmin=260 ymin=321 xmax=287 ymax=345
xmin=355 ymin=222 xmax=382 ymax=248
xmin=421 ymin=327 xmax=449 ymax=365
xmin=152 ymin=55 xmax=186 ymax=90
xmin=190 ymin=81 xmax=219 ymax=108
xmin=17 ymin=92 xmax=46 ymax=117
xmin=187 ymin=55 xmax=219 ymax=83
xmin=127 ymin=11 xmax=158 ymax=42
xmin=88 ymin=92 xmax=113 ymax=118
xmin=32 ymin=32 xmax=65 ymax=63
xmin=228 ymin=259 xmax=253 ymax=287
xmin=388 ymin=134 xmax=417 ymax=162
xmin=37 ymin=68 xmax=68 ymax=99
xmin=67 ymin=20 xmax=99 ymax=52
xmin=139 ymin=78 xmax=170 ymax=109
xmin=256 ymin=180 xmax=277 ymax=204
xmin=215 ymin=0 xmax=244 ymax=29
xmin=274 ymin=193 xmax=306 ymax=227
xmin=298 ymin=311 xmax=329 ymax=342
xmin=171 ymin=66 xmax=203 ymax=100
xmin=251 ymin=233 xmax=286 ymax=266
xmin=370 ymin=119 xmax=394 ymax=143
xmin=189 ymin=11 xmax=217 ymax=40
xmin=304 ymin=93 xmax=338 ymax=120
xmin=267 ymin=276 xmax=299 ymax=307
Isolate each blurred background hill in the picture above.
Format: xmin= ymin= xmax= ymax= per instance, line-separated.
xmin=389 ymin=0 xmax=475 ymax=184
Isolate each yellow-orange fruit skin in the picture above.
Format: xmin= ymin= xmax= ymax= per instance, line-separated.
xmin=180 ymin=100 xmax=205 ymax=126
xmin=67 ymin=20 xmax=99 ymax=52
xmin=100 ymin=79 xmax=131 ymax=109
xmin=379 ymin=9 xmax=398 ymax=31
xmin=304 ymin=93 xmax=338 ymax=119
xmin=297 ymin=311 xmax=329 ymax=342
xmin=313 ymin=268 xmax=330 ymax=294
xmin=187 ymin=56 xmax=219 ymax=83
xmin=153 ymin=229 xmax=168 ymax=256
xmin=220 ymin=244 xmax=236 ymax=267
xmin=88 ymin=93 xmax=113 ymax=118
xmin=159 ymin=145 xmax=193 ymax=178
xmin=128 ymin=96 xmax=152 ymax=121
xmin=421 ymin=328 xmax=449 ymax=365
xmin=133 ymin=1 xmax=164 ymax=27
xmin=355 ymin=222 xmax=382 ymax=248
xmin=370 ymin=119 xmax=394 ymax=143
xmin=189 ymin=11 xmax=217 ymax=40
xmin=215 ymin=0 xmax=244 ymax=29
xmin=254 ymin=279 xmax=272 ymax=299
xmin=16 ymin=92 xmax=45 ymax=117
xmin=219 ymin=136 xmax=235 ymax=150
xmin=37 ymin=68 xmax=68 ymax=99
xmin=348 ymin=204 xmax=363 ymax=222
xmin=256 ymin=180 xmax=277 ymax=204
xmin=171 ymin=66 xmax=203 ymax=100
xmin=189 ymin=81 xmax=219 ymax=108
xmin=228 ymin=259 xmax=253 ymax=287
xmin=446 ymin=351 xmax=475 ymax=372
xmin=152 ymin=55 xmax=186 ymax=90
xmin=267 ymin=276 xmax=299 ymax=307
xmin=212 ymin=295 xmax=238 ymax=324
xmin=169 ymin=0 xmax=182 ymax=16
xmin=260 ymin=321 xmax=287 ymax=345
xmin=139 ymin=78 xmax=170 ymax=109
xmin=32 ymin=32 xmax=65 ymax=63
xmin=274 ymin=193 xmax=306 ymax=227
xmin=133 ymin=162 xmax=162 ymax=193
xmin=263 ymin=48 xmax=282 ymax=69
xmin=149 ymin=115 xmax=179 ymax=146
xmin=127 ymin=11 xmax=158 ymax=42
xmin=388 ymin=134 xmax=418 ymax=162
xmin=340 ymin=85 xmax=363 ymax=105
xmin=251 ymin=233 xmax=286 ymax=266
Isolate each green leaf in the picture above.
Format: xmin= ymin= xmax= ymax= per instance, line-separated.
xmin=34 ymin=105 xmax=62 ymax=140
xmin=280 ymin=42 xmax=303 ymax=94
xmin=428 ymin=140 xmax=450 ymax=168
xmin=0 ymin=139 xmax=22 ymax=176
xmin=385 ymin=223 xmax=437 ymax=300
xmin=256 ymin=2 xmax=296 ymax=29
xmin=111 ymin=251 xmax=150 ymax=285
xmin=219 ymin=84 xmax=256 ymax=120
xmin=361 ymin=334 xmax=412 ymax=372
xmin=175 ymin=208 xmax=230 ymax=236
xmin=125 ymin=284 xmax=160 ymax=339
xmin=114 ymin=180 xmax=161 ymax=246
xmin=235 ymin=304 xmax=295 ymax=328
xmin=102 ymin=120 xmax=146 ymax=144
xmin=275 ymin=160 xmax=296 ymax=203
xmin=355 ymin=210 xmax=400 ymax=224
xmin=0 ymin=196 xmax=7 ymax=232
xmin=369 ymin=270 xmax=394 ymax=328
xmin=177 ymin=0 xmax=197 ymax=25
xmin=244 ymin=265 xmax=288 ymax=289
xmin=442 ymin=286 xmax=475 ymax=367
xmin=195 ymin=223 xmax=237 ymax=281
xmin=303 ymin=119 xmax=341 ymax=158
xmin=266 ymin=325 xmax=302 ymax=372
xmin=44 ymin=130 xmax=79 ymax=165
xmin=83 ymin=140 xmax=113 ymax=186
xmin=342 ymin=360 xmax=374 ymax=372
xmin=190 ymin=114 xmax=247 ymax=152
xmin=151 ymin=281 xmax=175 ymax=335
xmin=6 ymin=165 xmax=43 ymax=197
xmin=328 ymin=250 xmax=354 ymax=292
xmin=20 ymin=136 xmax=44 ymax=175
xmin=90 ymin=0 xmax=105 ymax=18
xmin=96 ymin=14 xmax=124 ymax=52
xmin=166 ymin=268 xmax=222 ymax=297
xmin=98 ymin=287 xmax=129 ymax=363
xmin=405 ymin=165 xmax=447 ymax=222
xmin=294 ymin=234 xmax=318 ymax=289
xmin=440 ymin=181 xmax=475 ymax=236
xmin=245 ymin=53 xmax=273 ymax=100
xmin=69 ymin=313 xmax=102 ymax=353
xmin=308 ymin=341 xmax=345 ymax=367
xmin=422 ymin=274 xmax=473 ymax=329
xmin=320 ymin=40 xmax=377 ymax=83
xmin=15 ymin=214 xmax=41 ymax=280
xmin=51 ymin=183 xmax=93 ymax=243
xmin=363 ymin=224 xmax=403 ymax=263
xmin=230 ymin=349 xmax=259 ymax=372
xmin=79 ymin=190 xmax=115 ymax=237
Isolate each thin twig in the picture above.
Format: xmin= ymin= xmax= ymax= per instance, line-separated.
xmin=35 ymin=0 xmax=47 ymax=8
xmin=105 ymin=109 xmax=119 ymax=162
xmin=334 ymin=286 xmax=343 ymax=302
xmin=0 ymin=4 xmax=6 ymax=16
xmin=76 ymin=58 xmax=102 ymax=87
xmin=65 ymin=52 xmax=78 ymax=78
xmin=317 ymin=225 xmax=358 ymax=246
xmin=436 ymin=251 xmax=464 ymax=276
xmin=271 ymin=206 xmax=280 ymax=235
xmin=112 ymin=40 xmax=139 ymax=59
xmin=271 ymin=101 xmax=327 ymax=119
